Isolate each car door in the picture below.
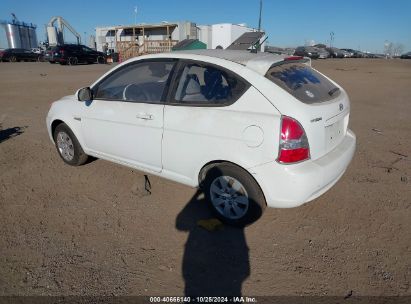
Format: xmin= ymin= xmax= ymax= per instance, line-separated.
xmin=80 ymin=46 xmax=93 ymax=63
xmin=81 ymin=59 xmax=176 ymax=172
xmin=71 ymin=45 xmax=82 ymax=62
xmin=162 ymin=60 xmax=268 ymax=184
xmin=23 ymin=49 xmax=34 ymax=61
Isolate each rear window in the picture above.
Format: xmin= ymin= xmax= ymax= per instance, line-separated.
xmin=265 ymin=62 xmax=340 ymax=103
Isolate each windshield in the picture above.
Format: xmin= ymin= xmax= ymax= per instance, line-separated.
xmin=265 ymin=62 xmax=341 ymax=104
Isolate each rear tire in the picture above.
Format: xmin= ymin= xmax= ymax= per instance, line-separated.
xmin=53 ymin=123 xmax=88 ymax=166
xmin=203 ymin=163 xmax=266 ymax=226
xmin=68 ymin=57 xmax=78 ymax=65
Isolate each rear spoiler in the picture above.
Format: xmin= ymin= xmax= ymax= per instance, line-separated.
xmin=270 ymin=56 xmax=312 ymax=69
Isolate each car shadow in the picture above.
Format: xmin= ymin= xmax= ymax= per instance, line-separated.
xmin=0 ymin=126 xmax=25 ymax=144
xmin=176 ymin=190 xmax=250 ymax=297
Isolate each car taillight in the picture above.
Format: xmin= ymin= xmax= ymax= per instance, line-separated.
xmin=277 ymin=116 xmax=310 ymax=164
xmin=59 ymin=49 xmax=65 ymax=55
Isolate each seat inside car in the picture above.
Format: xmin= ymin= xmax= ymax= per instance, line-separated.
xmin=202 ymin=68 xmax=230 ymax=101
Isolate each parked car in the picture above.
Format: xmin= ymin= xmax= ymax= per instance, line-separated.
xmin=400 ymin=52 xmax=411 ymax=59
xmin=43 ymin=46 xmax=56 ymax=63
xmin=341 ymin=48 xmax=364 ymax=58
xmin=316 ymin=47 xmax=330 ymax=59
xmin=0 ymin=48 xmax=40 ymax=62
xmin=294 ymin=46 xmax=320 ymax=59
xmin=313 ymin=44 xmax=327 ymax=49
xmin=341 ymin=50 xmax=352 ymax=58
xmin=365 ymin=53 xmax=377 ymax=58
xmin=44 ymin=44 xmax=106 ymax=65
xmin=46 ymin=50 xmax=356 ymax=226
xmin=326 ymin=47 xmax=345 ymax=58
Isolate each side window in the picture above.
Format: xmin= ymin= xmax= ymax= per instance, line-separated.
xmin=173 ymin=62 xmax=248 ymax=106
xmin=82 ymin=46 xmax=92 ymax=53
xmin=66 ymin=46 xmax=76 ymax=52
xmin=94 ymin=60 xmax=175 ymax=103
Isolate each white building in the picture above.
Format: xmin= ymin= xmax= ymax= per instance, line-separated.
xmin=95 ymin=21 xmax=264 ymax=54
xmin=95 ymin=21 xmax=197 ymax=53
xmin=95 ymin=26 xmax=116 ymax=52
xmin=198 ymin=23 xmax=262 ymax=50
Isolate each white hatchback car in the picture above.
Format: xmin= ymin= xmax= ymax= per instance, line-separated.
xmin=47 ymin=50 xmax=356 ymax=225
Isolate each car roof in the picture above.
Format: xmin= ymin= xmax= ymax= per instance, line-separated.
xmin=164 ymin=49 xmax=288 ymax=75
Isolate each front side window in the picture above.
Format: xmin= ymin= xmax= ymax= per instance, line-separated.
xmin=94 ymin=60 xmax=175 ymax=103
xmin=172 ymin=62 xmax=249 ymax=106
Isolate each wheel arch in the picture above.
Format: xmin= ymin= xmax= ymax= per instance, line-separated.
xmin=51 ymin=119 xmax=65 ymax=140
xmin=198 ymin=160 xmax=267 ymax=205
xmin=50 ymin=119 xmax=83 ymax=148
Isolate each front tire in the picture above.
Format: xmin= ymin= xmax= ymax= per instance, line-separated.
xmin=97 ymin=56 xmax=106 ymax=64
xmin=53 ymin=123 xmax=88 ymax=166
xmin=203 ymin=163 xmax=266 ymax=226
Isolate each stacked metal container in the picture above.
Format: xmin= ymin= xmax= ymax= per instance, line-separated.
xmin=1 ymin=20 xmax=38 ymax=49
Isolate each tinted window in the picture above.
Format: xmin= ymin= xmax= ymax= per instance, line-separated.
xmin=82 ymin=46 xmax=93 ymax=52
xmin=173 ymin=62 xmax=248 ymax=106
xmin=94 ymin=60 xmax=175 ymax=103
xmin=65 ymin=45 xmax=79 ymax=51
xmin=266 ymin=62 xmax=340 ymax=104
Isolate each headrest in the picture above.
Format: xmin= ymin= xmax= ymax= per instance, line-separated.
xmin=204 ymin=69 xmax=223 ymax=85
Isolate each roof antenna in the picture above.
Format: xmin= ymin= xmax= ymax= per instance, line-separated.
xmin=258 ymin=0 xmax=263 ymax=32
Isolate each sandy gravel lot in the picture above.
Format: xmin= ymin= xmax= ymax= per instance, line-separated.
xmin=0 ymin=58 xmax=410 ymax=297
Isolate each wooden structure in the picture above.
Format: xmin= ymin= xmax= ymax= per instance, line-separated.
xmin=114 ymin=23 xmax=179 ymax=61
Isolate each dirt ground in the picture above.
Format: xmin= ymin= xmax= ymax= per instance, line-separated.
xmin=0 ymin=58 xmax=410 ymax=297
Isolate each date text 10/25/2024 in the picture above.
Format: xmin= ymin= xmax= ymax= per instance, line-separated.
xmin=149 ymin=296 xmax=257 ymax=303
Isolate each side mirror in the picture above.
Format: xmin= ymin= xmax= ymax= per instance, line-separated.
xmin=77 ymin=87 xmax=93 ymax=101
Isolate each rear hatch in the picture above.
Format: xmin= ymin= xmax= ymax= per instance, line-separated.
xmin=266 ymin=60 xmax=350 ymax=160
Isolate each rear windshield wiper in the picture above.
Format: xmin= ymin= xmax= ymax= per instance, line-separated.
xmin=328 ymin=87 xmax=340 ymax=96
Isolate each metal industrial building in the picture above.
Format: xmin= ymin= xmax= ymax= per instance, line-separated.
xmin=0 ymin=15 xmax=38 ymax=49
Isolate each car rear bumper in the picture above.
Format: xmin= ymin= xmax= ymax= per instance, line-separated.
xmin=249 ymin=129 xmax=356 ymax=208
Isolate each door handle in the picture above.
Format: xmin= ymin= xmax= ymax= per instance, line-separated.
xmin=136 ymin=113 xmax=153 ymax=120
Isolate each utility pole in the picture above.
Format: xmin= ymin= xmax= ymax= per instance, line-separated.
xmin=258 ymin=0 xmax=263 ymax=31
xmin=134 ymin=6 xmax=138 ymax=25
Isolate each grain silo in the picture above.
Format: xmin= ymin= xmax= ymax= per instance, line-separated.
xmin=0 ymin=14 xmax=38 ymax=49
xmin=4 ymin=23 xmax=22 ymax=48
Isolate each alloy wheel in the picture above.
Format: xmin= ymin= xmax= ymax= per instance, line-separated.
xmin=56 ymin=131 xmax=75 ymax=161
xmin=209 ymin=176 xmax=249 ymax=220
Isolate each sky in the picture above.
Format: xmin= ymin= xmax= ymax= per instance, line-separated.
xmin=0 ymin=0 xmax=410 ymax=53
